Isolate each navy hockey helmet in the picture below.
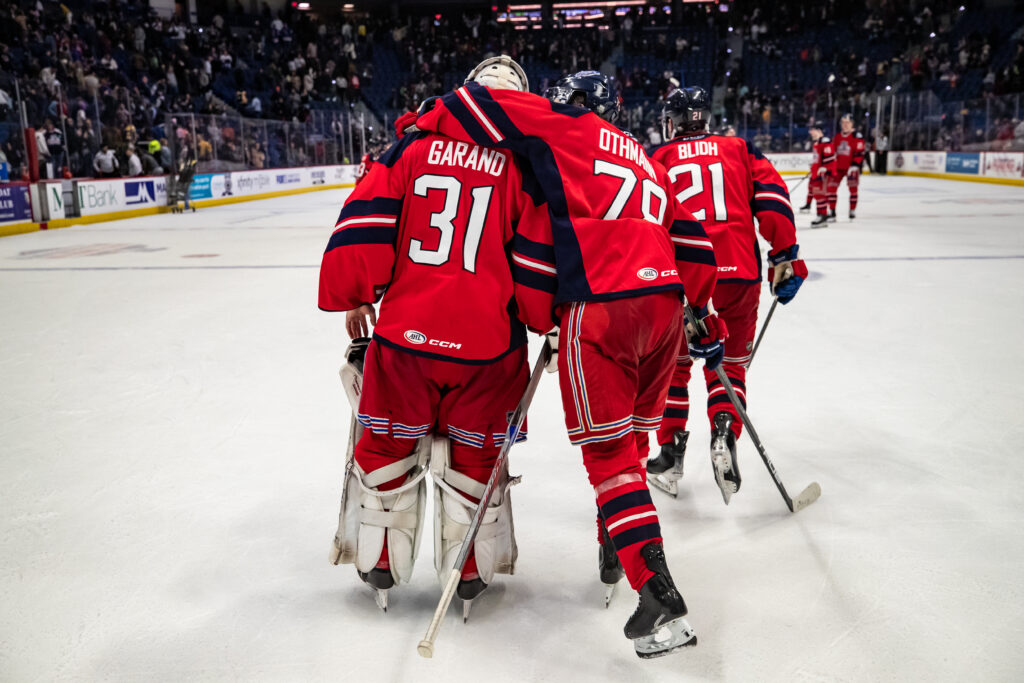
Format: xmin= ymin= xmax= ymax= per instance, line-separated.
xmin=545 ymin=70 xmax=621 ymax=122
xmin=809 ymin=119 xmax=828 ymax=136
xmin=662 ymin=86 xmax=712 ymax=140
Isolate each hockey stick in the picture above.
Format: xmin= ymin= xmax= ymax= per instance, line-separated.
xmin=418 ymin=339 xmax=552 ymax=658
xmin=747 ymin=297 xmax=778 ymax=369
xmin=684 ymin=306 xmax=820 ymax=513
xmin=786 ymin=173 xmax=810 ymax=192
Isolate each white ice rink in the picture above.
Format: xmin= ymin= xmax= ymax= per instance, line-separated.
xmin=2 ymin=174 xmax=1023 ymax=682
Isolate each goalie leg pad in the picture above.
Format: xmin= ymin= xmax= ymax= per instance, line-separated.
xmin=431 ymin=439 xmax=519 ymax=586
xmin=333 ymin=433 xmax=430 ymax=586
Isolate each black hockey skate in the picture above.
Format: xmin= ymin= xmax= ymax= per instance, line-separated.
xmin=710 ymin=412 xmax=740 ymax=505
xmin=827 ymin=209 xmax=837 ymax=223
xmin=457 ymin=576 xmax=487 ymax=623
xmin=624 ymin=543 xmax=696 ymax=659
xmin=849 ymin=210 xmax=856 ymax=220
xmin=599 ymin=518 xmax=625 ymax=607
xmin=647 ymin=430 xmax=690 ymax=497
xmin=810 ymin=214 xmax=829 ymax=228
xmin=798 ymin=203 xmax=811 ymax=214
xmin=358 ymin=568 xmax=394 ymax=612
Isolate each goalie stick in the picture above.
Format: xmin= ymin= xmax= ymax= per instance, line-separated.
xmin=418 ymin=339 xmax=552 ymax=659
xmin=684 ymin=306 xmax=820 ymax=513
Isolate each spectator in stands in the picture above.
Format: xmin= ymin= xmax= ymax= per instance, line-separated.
xmin=126 ymin=147 xmax=143 ymax=177
xmin=93 ymin=144 xmax=119 ymax=178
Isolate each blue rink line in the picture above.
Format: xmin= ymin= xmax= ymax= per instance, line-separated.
xmin=2 ymin=255 xmax=1024 ymax=272
xmin=813 ymin=255 xmax=1024 ymax=262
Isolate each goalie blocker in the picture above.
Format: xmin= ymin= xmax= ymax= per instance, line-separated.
xmin=331 ymin=338 xmax=522 ymax=614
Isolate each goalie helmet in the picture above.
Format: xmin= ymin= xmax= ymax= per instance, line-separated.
xmin=662 ymin=86 xmax=711 ymax=140
xmin=465 ymin=55 xmax=529 ymax=92
xmin=545 ymin=70 xmax=621 ymax=123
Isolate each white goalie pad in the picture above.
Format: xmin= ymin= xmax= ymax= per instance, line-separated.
xmin=330 ymin=436 xmax=430 ymax=586
xmin=431 ymin=439 xmax=519 ymax=586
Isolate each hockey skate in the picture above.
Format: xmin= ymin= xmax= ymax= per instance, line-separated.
xmin=710 ymin=412 xmax=740 ymax=505
xmin=646 ymin=431 xmax=690 ymax=497
xmin=849 ymin=210 xmax=856 ymax=220
xmin=358 ymin=566 xmax=394 ymax=612
xmin=457 ymin=571 xmax=487 ymax=622
xmin=798 ymin=203 xmax=811 ymax=214
xmin=810 ymin=214 xmax=829 ymax=228
xmin=624 ymin=543 xmax=696 ymax=659
xmin=827 ymin=209 xmax=837 ymax=223
xmin=598 ymin=519 xmax=624 ymax=607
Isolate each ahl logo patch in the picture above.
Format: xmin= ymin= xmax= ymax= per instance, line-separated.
xmin=404 ymin=330 xmax=427 ymax=345
xmin=637 ymin=267 xmax=658 ymax=281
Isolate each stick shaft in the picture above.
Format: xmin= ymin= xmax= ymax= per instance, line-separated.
xmin=417 ymin=342 xmax=550 ymax=656
xmin=748 ymin=297 xmax=778 ymax=369
xmin=684 ymin=306 xmax=796 ymax=511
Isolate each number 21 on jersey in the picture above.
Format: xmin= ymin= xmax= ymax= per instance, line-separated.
xmin=668 ymin=162 xmax=728 ymax=222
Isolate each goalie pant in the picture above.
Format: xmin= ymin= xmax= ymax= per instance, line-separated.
xmin=657 ymin=281 xmax=758 ymax=444
xmin=354 ymin=341 xmax=528 ymax=583
xmin=559 ymin=291 xmax=684 ymax=591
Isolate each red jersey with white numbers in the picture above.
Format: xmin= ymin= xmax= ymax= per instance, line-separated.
xmin=812 ymin=136 xmax=837 ymax=177
xmin=355 ymin=153 xmax=374 ymax=185
xmin=318 ymin=131 xmax=554 ymax=363
xmin=833 ymin=131 xmax=866 ymax=171
xmin=651 ymin=134 xmax=797 ymax=284
xmin=409 ymin=84 xmax=717 ymax=310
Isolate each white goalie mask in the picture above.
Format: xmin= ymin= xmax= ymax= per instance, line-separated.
xmin=465 ymin=55 xmax=529 ymax=92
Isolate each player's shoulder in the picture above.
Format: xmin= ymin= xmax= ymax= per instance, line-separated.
xmin=819 ymin=136 xmax=833 ymax=143
xmin=854 ymin=132 xmax=864 ymax=139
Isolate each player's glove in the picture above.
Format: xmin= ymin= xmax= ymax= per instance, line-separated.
xmin=686 ymin=305 xmax=728 ymax=371
xmin=768 ymin=245 xmax=809 ymax=305
xmin=394 ymin=110 xmax=418 ymax=137
xmin=816 ymin=166 xmax=828 ymax=178
xmin=544 ymin=328 xmax=559 ymax=373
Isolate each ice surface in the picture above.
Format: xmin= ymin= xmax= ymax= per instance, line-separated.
xmin=2 ymin=175 xmax=1023 ymax=681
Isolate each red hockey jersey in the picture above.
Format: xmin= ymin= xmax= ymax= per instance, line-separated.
xmin=354 ymin=153 xmax=374 ymax=185
xmin=651 ymin=134 xmax=797 ymax=284
xmin=812 ymin=136 xmax=837 ymax=177
xmin=833 ymin=131 xmax=866 ymax=170
xmin=319 ymin=131 xmax=555 ymax=363
xmin=410 ymin=84 xmax=717 ymax=310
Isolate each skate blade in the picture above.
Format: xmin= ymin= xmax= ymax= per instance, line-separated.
xmin=712 ymin=454 xmax=737 ymax=505
xmin=603 ymin=580 xmax=619 ymax=608
xmin=633 ymin=616 xmax=697 ymax=659
xmin=462 ymin=599 xmax=473 ymax=623
xmin=372 ymin=587 xmax=388 ymax=612
xmin=648 ymin=473 xmax=679 ymax=498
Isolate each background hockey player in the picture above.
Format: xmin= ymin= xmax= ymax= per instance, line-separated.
xmin=647 ymin=87 xmax=808 ymax=503
xmin=798 ymin=121 xmax=837 ymax=227
xmin=319 ymin=56 xmax=553 ymax=616
xmin=404 ymin=70 xmax=724 ymax=659
xmin=833 ymin=114 xmax=867 ymax=219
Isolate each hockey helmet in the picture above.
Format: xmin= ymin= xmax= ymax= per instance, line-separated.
xmin=465 ymin=55 xmax=529 ymax=93
xmin=545 ymin=70 xmax=621 ymax=123
xmin=662 ymin=86 xmax=711 ymax=140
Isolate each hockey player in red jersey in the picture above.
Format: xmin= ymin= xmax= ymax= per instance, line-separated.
xmin=353 ymin=151 xmax=374 ymax=185
xmin=646 ymin=87 xmax=808 ymax=503
xmin=405 ymin=70 xmax=724 ymax=658
xmin=833 ymin=114 xmax=867 ymax=219
xmin=319 ymin=56 xmax=554 ymax=617
xmin=801 ymin=121 xmax=837 ymax=227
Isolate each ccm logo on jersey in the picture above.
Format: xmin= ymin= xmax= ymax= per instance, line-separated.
xmin=404 ymin=329 xmax=462 ymax=349
xmin=718 ymin=266 xmax=738 ymax=272
xmin=637 ymin=267 xmax=678 ymax=281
